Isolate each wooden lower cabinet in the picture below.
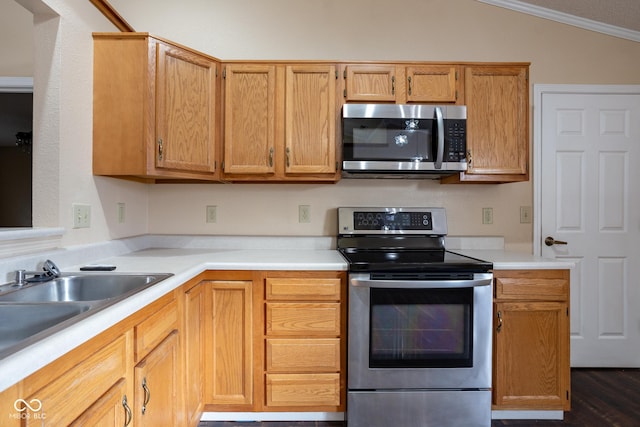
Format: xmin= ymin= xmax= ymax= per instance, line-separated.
xmin=134 ymin=331 xmax=180 ymax=426
xmin=203 ymin=275 xmax=257 ymax=409
xmin=201 ymin=270 xmax=346 ymax=413
xmin=262 ymin=272 xmax=346 ymax=412
xmin=21 ymin=331 xmax=133 ymax=426
xmin=493 ymin=269 xmax=571 ymax=411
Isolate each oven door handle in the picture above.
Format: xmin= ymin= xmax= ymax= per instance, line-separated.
xmin=351 ymin=277 xmax=493 ymax=289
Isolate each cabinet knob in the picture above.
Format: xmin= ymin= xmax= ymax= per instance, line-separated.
xmin=157 ymin=138 xmax=164 ymax=161
xmin=122 ymin=395 xmax=132 ymax=426
xmin=141 ymin=377 xmax=151 ymax=415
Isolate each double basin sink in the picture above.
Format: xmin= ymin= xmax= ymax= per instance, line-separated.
xmin=0 ymin=272 xmax=172 ymax=359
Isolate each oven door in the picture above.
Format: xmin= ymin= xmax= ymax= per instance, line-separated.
xmin=348 ymin=272 xmax=493 ymax=390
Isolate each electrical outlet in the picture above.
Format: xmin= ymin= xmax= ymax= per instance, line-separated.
xmin=73 ymin=204 xmax=91 ymax=228
xmin=520 ymin=206 xmax=532 ymax=224
xmin=117 ymin=202 xmax=125 ymax=224
xmin=206 ymin=206 xmax=217 ymax=223
xmin=299 ymin=205 xmax=311 ymax=223
xmin=482 ymin=207 xmax=493 ymax=225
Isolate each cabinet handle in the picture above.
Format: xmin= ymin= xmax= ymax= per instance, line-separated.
xmin=157 ymin=138 xmax=164 ymax=161
xmin=141 ymin=377 xmax=150 ymax=415
xmin=407 ymin=76 xmax=412 ymax=95
xmin=391 ymin=76 xmax=395 ymax=95
xmin=268 ymin=147 xmax=274 ymax=167
xmin=122 ymin=395 xmax=132 ymax=426
xmin=286 ymin=147 xmax=291 ymax=168
xmin=497 ymin=311 xmax=503 ymax=332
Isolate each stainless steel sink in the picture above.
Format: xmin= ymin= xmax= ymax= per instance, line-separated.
xmin=0 ymin=273 xmax=173 ymax=302
xmin=0 ymin=272 xmax=173 ymax=359
xmin=0 ymin=303 xmax=92 ymax=357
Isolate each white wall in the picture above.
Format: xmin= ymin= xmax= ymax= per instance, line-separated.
xmin=4 ymin=0 xmax=640 ymax=252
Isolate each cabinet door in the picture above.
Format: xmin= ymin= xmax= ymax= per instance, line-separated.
xmin=493 ymin=301 xmax=570 ymax=410
xmin=463 ymin=65 xmax=528 ymax=180
xmin=344 ymin=65 xmax=396 ymax=102
xmin=22 ymin=334 xmax=129 ymax=426
xmin=156 ymin=42 xmax=217 ymax=173
xmin=205 ymin=280 xmax=254 ymax=406
xmin=70 ymin=379 xmax=129 ymax=427
xmin=223 ymin=64 xmax=277 ymax=174
xmin=184 ymin=284 xmax=205 ymax=425
xmin=285 ymin=65 xmax=337 ymax=174
xmin=406 ymin=65 xmax=459 ymax=103
xmin=134 ymin=331 xmax=180 ymax=427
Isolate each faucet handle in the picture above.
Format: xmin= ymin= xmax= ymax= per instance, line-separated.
xmin=15 ymin=270 xmax=26 ymax=285
xmin=43 ymin=260 xmax=61 ymax=278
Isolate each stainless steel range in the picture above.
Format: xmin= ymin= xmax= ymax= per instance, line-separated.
xmin=337 ymin=207 xmax=493 ymax=427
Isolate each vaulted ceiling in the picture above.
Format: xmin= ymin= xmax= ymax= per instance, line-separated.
xmin=478 ymin=0 xmax=640 ymax=42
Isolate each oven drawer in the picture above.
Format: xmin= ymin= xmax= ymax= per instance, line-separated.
xmin=266 ymin=303 xmax=341 ymax=335
xmin=266 ymin=338 xmax=341 ymax=372
xmin=266 ymin=278 xmax=341 ymax=301
xmin=266 ymin=373 xmax=341 ymax=407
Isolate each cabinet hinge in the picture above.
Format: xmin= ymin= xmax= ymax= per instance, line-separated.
xmin=215 ymin=67 xmax=218 ymax=78
xmin=455 ymin=90 xmax=458 ymax=101
xmin=343 ymin=69 xmax=346 ymax=79
xmin=567 ymin=307 xmax=569 ymax=316
xmin=526 ymin=70 xmax=529 ymax=81
xmin=455 ymin=70 xmax=459 ymax=80
xmin=344 ymin=88 xmax=347 ymax=98
xmin=221 ymin=160 xmax=225 ymax=171
xmin=335 ymin=70 xmax=338 ymax=79
xmin=222 ymin=67 xmax=226 ymax=79
xmin=566 ymin=390 xmax=569 ymax=400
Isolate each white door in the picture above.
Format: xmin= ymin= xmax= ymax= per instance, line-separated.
xmin=535 ymin=85 xmax=640 ymax=367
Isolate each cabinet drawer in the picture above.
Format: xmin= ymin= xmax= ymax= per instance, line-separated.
xmin=266 ymin=373 xmax=340 ymax=407
xmin=266 ymin=277 xmax=341 ymax=301
xmin=495 ymin=270 xmax=569 ymax=301
xmin=266 ymin=338 xmax=340 ymax=372
xmin=23 ymin=334 xmax=128 ymax=426
xmin=135 ymin=298 xmax=178 ymax=361
xmin=266 ymin=303 xmax=340 ymax=336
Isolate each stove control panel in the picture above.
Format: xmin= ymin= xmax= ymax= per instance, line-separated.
xmin=353 ymin=211 xmax=432 ymax=230
xmin=338 ymin=207 xmax=447 ymax=235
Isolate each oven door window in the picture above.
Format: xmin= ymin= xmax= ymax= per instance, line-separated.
xmin=369 ymin=287 xmax=473 ymax=368
xmin=343 ymin=118 xmax=434 ymax=161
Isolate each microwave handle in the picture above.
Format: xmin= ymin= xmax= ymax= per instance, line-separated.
xmin=434 ymin=106 xmax=444 ymax=169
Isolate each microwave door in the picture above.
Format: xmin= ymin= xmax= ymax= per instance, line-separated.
xmin=434 ymin=106 xmax=444 ymax=169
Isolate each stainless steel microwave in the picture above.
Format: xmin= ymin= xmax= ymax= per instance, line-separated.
xmin=342 ymin=104 xmax=467 ymax=178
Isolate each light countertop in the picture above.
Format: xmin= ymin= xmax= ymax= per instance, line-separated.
xmin=0 ymin=237 xmax=571 ymax=392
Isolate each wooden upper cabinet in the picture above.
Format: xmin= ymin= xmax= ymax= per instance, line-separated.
xmin=343 ymin=64 xmax=460 ymax=104
xmin=222 ymin=63 xmax=339 ymax=181
xmin=285 ymin=65 xmax=337 ymax=175
xmin=344 ymin=65 xmax=396 ymax=102
xmin=443 ymin=64 xmax=529 ymax=183
xmin=93 ymin=33 xmax=219 ymax=181
xmin=223 ymin=64 xmax=277 ymax=175
xmin=406 ymin=65 xmax=459 ymax=103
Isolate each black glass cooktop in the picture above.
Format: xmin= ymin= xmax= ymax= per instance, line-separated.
xmin=339 ymin=249 xmax=492 ymax=273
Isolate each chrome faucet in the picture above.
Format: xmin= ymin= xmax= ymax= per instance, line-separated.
xmin=13 ymin=259 xmax=61 ymax=287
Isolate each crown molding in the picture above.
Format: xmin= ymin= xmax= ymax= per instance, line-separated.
xmin=477 ymin=0 xmax=640 ymax=43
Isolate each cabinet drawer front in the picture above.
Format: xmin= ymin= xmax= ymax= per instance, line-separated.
xmin=135 ymin=298 xmax=178 ymax=361
xmin=495 ymin=270 xmax=569 ymax=301
xmin=266 ymin=278 xmax=341 ymax=301
xmin=266 ymin=303 xmax=340 ymax=335
xmin=266 ymin=338 xmax=340 ymax=372
xmin=24 ymin=334 xmax=128 ymax=426
xmin=266 ymin=373 xmax=340 ymax=407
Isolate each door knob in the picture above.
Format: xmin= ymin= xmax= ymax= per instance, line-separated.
xmin=545 ymin=236 xmax=568 ymax=246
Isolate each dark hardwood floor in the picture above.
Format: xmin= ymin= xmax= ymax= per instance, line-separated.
xmin=199 ymin=369 xmax=640 ymax=427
